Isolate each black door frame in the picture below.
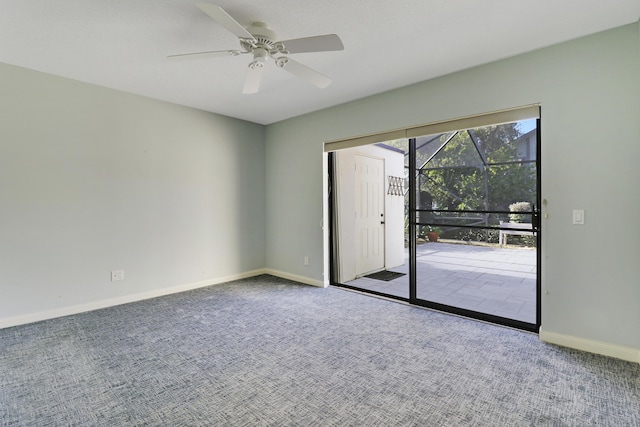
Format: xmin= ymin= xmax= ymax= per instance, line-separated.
xmin=329 ymin=118 xmax=541 ymax=333
xmin=408 ymin=119 xmax=541 ymax=332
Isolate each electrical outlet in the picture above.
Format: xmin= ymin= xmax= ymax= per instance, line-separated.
xmin=304 ymin=256 xmax=309 ymax=266
xmin=572 ymin=209 xmax=585 ymax=225
xmin=111 ymin=270 xmax=124 ymax=281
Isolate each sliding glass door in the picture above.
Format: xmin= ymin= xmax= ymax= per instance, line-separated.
xmin=329 ymin=107 xmax=541 ymax=332
xmin=409 ymin=119 xmax=540 ymax=331
xmin=329 ymin=140 xmax=410 ymax=300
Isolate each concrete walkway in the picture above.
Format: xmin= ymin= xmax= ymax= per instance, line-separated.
xmin=344 ymin=242 xmax=537 ymax=324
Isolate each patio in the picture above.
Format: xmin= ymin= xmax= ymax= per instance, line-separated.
xmin=343 ymin=242 xmax=537 ymax=324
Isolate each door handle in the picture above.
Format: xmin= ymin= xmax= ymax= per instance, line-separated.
xmin=380 ymin=221 xmax=385 ymax=224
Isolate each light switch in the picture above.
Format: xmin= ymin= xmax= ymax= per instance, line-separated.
xmin=572 ymin=209 xmax=584 ymax=225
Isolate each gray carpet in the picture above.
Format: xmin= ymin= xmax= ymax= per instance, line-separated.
xmin=1 ymin=275 xmax=638 ymax=426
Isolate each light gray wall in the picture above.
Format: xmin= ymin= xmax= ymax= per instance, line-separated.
xmin=265 ymin=23 xmax=640 ymax=350
xmin=0 ymin=63 xmax=265 ymax=321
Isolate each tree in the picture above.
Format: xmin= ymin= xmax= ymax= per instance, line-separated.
xmin=419 ymin=122 xmax=536 ymax=229
xmin=378 ymin=122 xmax=537 ymax=242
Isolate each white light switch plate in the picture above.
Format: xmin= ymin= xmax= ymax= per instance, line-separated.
xmin=572 ymin=209 xmax=584 ymax=225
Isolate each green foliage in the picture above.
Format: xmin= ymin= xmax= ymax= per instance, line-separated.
xmin=509 ymin=202 xmax=532 ymax=223
xmin=418 ymin=123 xmax=536 ymax=217
xmin=382 ymin=125 xmax=537 ymax=247
xmin=507 ymin=235 xmax=537 ymax=247
xmin=451 ymin=228 xmax=500 ymax=244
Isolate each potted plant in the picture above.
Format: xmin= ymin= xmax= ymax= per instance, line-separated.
xmin=426 ymin=226 xmax=441 ymax=242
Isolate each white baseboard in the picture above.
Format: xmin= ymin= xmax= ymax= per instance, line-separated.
xmin=265 ymin=269 xmax=327 ymax=288
xmin=540 ymin=328 xmax=640 ymax=364
xmin=0 ymin=268 xmax=268 ymax=330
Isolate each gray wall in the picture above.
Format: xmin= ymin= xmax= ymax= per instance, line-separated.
xmin=0 ymin=63 xmax=265 ymax=322
xmin=265 ymin=23 xmax=640 ymax=351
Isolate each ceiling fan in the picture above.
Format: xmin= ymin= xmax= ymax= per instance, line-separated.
xmin=169 ymin=3 xmax=344 ymax=94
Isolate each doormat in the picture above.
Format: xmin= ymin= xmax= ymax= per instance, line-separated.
xmin=364 ymin=270 xmax=406 ymax=282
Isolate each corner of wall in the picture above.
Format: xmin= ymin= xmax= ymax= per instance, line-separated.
xmin=264 ymin=269 xmax=327 ymax=288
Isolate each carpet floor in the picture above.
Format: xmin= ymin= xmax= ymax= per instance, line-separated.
xmin=1 ymin=275 xmax=638 ymax=426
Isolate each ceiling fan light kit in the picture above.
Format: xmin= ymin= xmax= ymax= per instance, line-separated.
xmin=168 ymin=3 xmax=344 ymax=94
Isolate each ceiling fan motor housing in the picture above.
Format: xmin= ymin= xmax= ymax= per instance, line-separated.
xmin=246 ymin=22 xmax=277 ymax=41
xmin=241 ymin=22 xmax=291 ymax=57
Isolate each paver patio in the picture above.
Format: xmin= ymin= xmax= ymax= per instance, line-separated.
xmin=343 ymin=242 xmax=537 ymax=324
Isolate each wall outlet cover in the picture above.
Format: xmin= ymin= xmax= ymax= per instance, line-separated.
xmin=111 ymin=270 xmax=125 ymax=281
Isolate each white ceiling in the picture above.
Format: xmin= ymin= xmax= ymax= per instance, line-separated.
xmin=1 ymin=1 xmax=639 ymax=125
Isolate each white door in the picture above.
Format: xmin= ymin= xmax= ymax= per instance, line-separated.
xmin=354 ymin=154 xmax=385 ymax=275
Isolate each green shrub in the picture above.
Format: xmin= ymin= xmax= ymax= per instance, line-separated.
xmin=447 ymin=228 xmax=500 ymax=244
xmin=509 ymin=202 xmax=531 ymax=223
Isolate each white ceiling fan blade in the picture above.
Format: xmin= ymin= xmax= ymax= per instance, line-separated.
xmin=242 ymin=63 xmax=264 ymax=94
xmin=278 ymin=58 xmax=332 ymax=88
xmin=278 ymin=34 xmax=344 ymax=54
xmin=196 ymin=3 xmax=255 ymax=40
xmin=168 ymin=50 xmax=245 ymax=60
